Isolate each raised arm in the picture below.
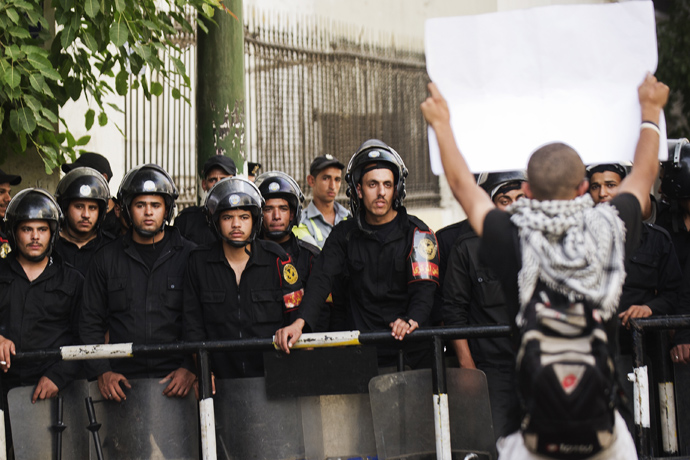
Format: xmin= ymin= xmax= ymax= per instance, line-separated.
xmin=421 ymin=83 xmax=495 ymax=237
xmin=617 ymin=74 xmax=669 ymax=207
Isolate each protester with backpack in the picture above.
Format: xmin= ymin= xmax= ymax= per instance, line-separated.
xmin=421 ymin=73 xmax=669 ymax=459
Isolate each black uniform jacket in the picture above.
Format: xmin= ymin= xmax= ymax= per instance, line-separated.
xmin=54 ymin=231 xmax=116 ymax=275
xmin=0 ymin=253 xmax=83 ymax=390
xmin=183 ymin=239 xmax=303 ymax=378
xmin=173 ymin=205 xmax=217 ymax=246
xmin=443 ymin=231 xmax=515 ymax=367
xmin=298 ymin=208 xmax=438 ymax=334
xmin=80 ymin=226 xmax=196 ymax=379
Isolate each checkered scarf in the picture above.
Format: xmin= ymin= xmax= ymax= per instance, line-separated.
xmin=508 ymin=194 xmax=626 ymax=323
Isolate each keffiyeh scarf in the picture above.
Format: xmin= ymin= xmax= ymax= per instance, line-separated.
xmin=508 ymin=194 xmax=626 ymax=323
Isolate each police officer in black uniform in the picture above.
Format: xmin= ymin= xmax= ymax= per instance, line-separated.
xmin=183 ymin=177 xmax=304 ymax=378
xmin=0 ymin=189 xmax=83 ymax=401
xmin=174 ymin=155 xmax=237 ymax=246
xmin=443 ymin=170 xmax=526 ymax=440
xmin=0 ymin=169 xmax=21 ymax=258
xmin=80 ymin=164 xmax=197 ymax=402
xmin=275 ymin=139 xmax=440 ymax=369
xmin=54 ymin=167 xmax=114 ymax=275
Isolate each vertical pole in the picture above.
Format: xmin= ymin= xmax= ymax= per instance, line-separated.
xmin=631 ymin=326 xmax=651 ymax=458
xmin=655 ymin=332 xmax=678 ymax=455
xmin=196 ymin=0 xmax=246 ymax=201
xmin=198 ymin=349 xmax=217 ymax=460
xmin=431 ymin=336 xmax=451 ymax=460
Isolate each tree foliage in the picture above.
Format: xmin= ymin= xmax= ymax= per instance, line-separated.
xmin=0 ymin=0 xmax=221 ymax=173
xmin=657 ymin=0 xmax=690 ymax=138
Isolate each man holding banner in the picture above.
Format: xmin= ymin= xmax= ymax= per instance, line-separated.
xmin=421 ymin=73 xmax=668 ymax=458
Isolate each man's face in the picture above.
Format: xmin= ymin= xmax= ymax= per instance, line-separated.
xmin=202 ymin=167 xmax=232 ymax=192
xmin=263 ymin=198 xmax=293 ymax=235
xmin=0 ymin=183 xmax=12 ymax=219
xmin=66 ymin=199 xmax=99 ymax=236
xmin=15 ymin=220 xmax=51 ymax=261
xmin=357 ymin=168 xmax=396 ymax=219
xmin=129 ymin=195 xmax=166 ymax=234
xmin=219 ymin=208 xmax=253 ymax=244
xmin=589 ymin=171 xmax=622 ymax=204
xmin=493 ymin=188 xmax=525 ymax=211
xmin=308 ymin=167 xmax=343 ymax=204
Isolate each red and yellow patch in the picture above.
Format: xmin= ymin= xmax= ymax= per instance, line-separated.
xmin=411 ymin=261 xmax=439 ymax=279
xmin=283 ymin=288 xmax=304 ymax=311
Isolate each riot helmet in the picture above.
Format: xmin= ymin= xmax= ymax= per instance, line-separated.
xmin=4 ymin=188 xmax=63 ymax=260
xmin=661 ymin=139 xmax=690 ymax=200
xmin=117 ymin=164 xmax=179 ymax=235
xmin=477 ymin=170 xmax=527 ymax=201
xmin=255 ymin=171 xmax=304 ymax=240
xmin=205 ymin=177 xmax=264 ymax=247
xmin=345 ymin=139 xmax=408 ymax=228
xmin=55 ymin=167 xmax=111 ymax=228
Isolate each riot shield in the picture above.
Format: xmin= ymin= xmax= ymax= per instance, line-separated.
xmin=214 ymin=377 xmax=304 ymax=460
xmin=8 ymin=379 xmax=90 ymax=460
xmin=88 ymin=378 xmax=198 ymax=460
xmin=369 ymin=368 xmax=495 ymax=460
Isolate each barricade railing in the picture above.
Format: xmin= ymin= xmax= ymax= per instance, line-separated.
xmin=4 ymin=325 xmax=512 ymax=460
xmin=629 ymin=315 xmax=690 ymax=460
xmin=5 ymin=318 xmax=690 ymax=460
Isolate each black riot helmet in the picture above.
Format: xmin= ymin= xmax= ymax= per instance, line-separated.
xmin=117 ymin=164 xmax=179 ymax=232
xmin=205 ymin=177 xmax=264 ymax=247
xmin=55 ymin=167 xmax=111 ymax=227
xmin=477 ymin=170 xmax=528 ymax=201
xmin=4 ymin=188 xmax=63 ymax=260
xmin=661 ymin=139 xmax=690 ymax=200
xmin=255 ymin=171 xmax=304 ymax=240
xmin=345 ymin=139 xmax=408 ymax=228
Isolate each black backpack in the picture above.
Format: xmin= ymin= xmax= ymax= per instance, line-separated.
xmin=516 ymin=284 xmax=617 ymax=459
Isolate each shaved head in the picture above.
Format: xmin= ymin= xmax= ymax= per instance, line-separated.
xmin=527 ymin=143 xmax=586 ymax=200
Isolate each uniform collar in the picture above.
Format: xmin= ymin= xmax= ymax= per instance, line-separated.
xmin=304 ymin=200 xmax=350 ymax=220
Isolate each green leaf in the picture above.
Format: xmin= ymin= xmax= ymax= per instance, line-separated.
xmin=17 ymin=107 xmax=36 ymax=133
xmin=115 ymin=69 xmax=128 ymax=95
xmin=150 ymin=81 xmax=163 ymax=96
xmin=20 ymin=45 xmax=49 ymax=58
xmin=170 ymin=56 xmax=186 ymax=76
xmin=106 ymin=102 xmax=124 ymax=114
xmin=83 ymin=31 xmax=99 ymax=53
xmin=8 ymin=27 xmax=31 ymax=39
xmin=12 ymin=1 xmax=33 ymax=11
xmin=85 ymin=109 xmax=95 ymax=130
xmin=44 ymin=162 xmax=53 ymax=175
xmin=85 ymin=0 xmax=100 ymax=18
xmin=6 ymin=9 xmax=20 ymax=24
xmin=39 ymin=67 xmax=62 ymax=81
xmin=109 ymin=22 xmax=129 ymax=48
xmin=19 ymin=132 xmax=27 ymax=152
xmin=60 ymin=0 xmax=75 ymax=11
xmin=98 ymin=112 xmax=108 ymax=127
xmin=114 ymin=0 xmax=126 ymax=12
xmin=171 ymin=87 xmax=181 ymax=99
xmin=29 ymin=73 xmax=44 ymax=92
xmin=9 ymin=110 xmax=20 ymax=134
xmin=36 ymin=115 xmax=54 ymax=131
xmin=60 ymin=25 xmax=77 ymax=49
xmin=75 ymin=135 xmax=91 ymax=146
xmin=41 ymin=107 xmax=58 ymax=124
xmin=23 ymin=94 xmax=42 ymax=113
xmin=65 ymin=78 xmax=81 ymax=100
xmin=4 ymin=66 xmax=21 ymax=88
xmin=5 ymin=45 xmax=25 ymax=61
xmin=0 ymin=107 xmax=4 ymax=135
xmin=131 ymin=79 xmax=140 ymax=90
xmin=26 ymin=53 xmax=53 ymax=72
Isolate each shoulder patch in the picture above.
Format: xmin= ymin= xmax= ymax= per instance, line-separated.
xmin=408 ymin=228 xmax=440 ymax=285
xmin=283 ymin=263 xmax=298 ymax=285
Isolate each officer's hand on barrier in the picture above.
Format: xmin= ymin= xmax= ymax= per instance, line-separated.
xmin=161 ymin=367 xmax=196 ymax=398
xmin=420 ymin=82 xmax=450 ymax=128
xmin=275 ymin=319 xmax=305 ymax=354
xmin=671 ymin=344 xmax=690 ymax=365
xmin=98 ymin=371 xmax=131 ymax=402
xmin=390 ymin=318 xmax=418 ymax=341
xmin=0 ymin=335 xmax=15 ymax=372
xmin=32 ymin=376 xmax=58 ymax=403
xmin=618 ymin=304 xmax=652 ymax=329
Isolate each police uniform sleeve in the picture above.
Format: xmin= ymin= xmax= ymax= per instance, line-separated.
xmin=298 ymin=223 xmax=349 ymax=331
xmin=442 ymin=236 xmax=474 ymax=327
xmin=182 ymin=252 xmax=208 ymax=343
xmin=277 ymin=253 xmax=304 ymax=323
xmin=645 ymin=230 xmax=683 ymax=316
xmin=79 ymin=251 xmax=112 ymax=378
xmin=405 ymin=228 xmax=440 ymax=324
xmin=43 ymin=270 xmax=84 ymax=389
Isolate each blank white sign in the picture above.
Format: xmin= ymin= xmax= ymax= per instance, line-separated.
xmin=425 ymin=1 xmax=665 ymax=175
